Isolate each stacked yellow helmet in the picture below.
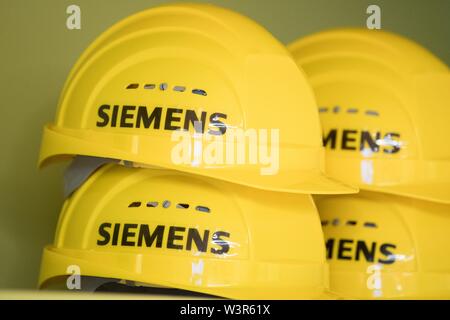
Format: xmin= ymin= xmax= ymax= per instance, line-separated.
xmin=38 ymin=4 xmax=355 ymax=298
xmin=289 ymin=28 xmax=450 ymax=299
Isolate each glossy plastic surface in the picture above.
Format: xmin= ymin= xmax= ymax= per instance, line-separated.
xmin=39 ymin=4 xmax=355 ymax=195
xmin=40 ymin=164 xmax=330 ymax=299
xmin=289 ymin=28 xmax=450 ymax=203
xmin=315 ymin=191 xmax=450 ymax=299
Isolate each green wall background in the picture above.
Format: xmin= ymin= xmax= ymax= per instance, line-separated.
xmin=0 ymin=0 xmax=449 ymax=289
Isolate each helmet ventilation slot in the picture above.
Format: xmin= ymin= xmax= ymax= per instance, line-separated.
xmin=363 ymin=222 xmax=377 ymax=228
xmin=128 ymin=201 xmax=141 ymax=207
xmin=321 ymin=219 xmax=378 ymax=228
xmin=365 ymin=110 xmax=379 ymax=116
xmin=126 ymin=82 xmax=207 ymax=96
xmin=318 ymin=106 xmax=380 ymax=117
xmin=146 ymin=201 xmax=158 ymax=207
xmin=162 ymin=200 xmax=171 ymax=208
xmin=192 ymin=89 xmax=207 ymax=96
xmin=128 ymin=200 xmax=210 ymax=213
xmin=144 ymin=84 xmax=155 ymax=89
xmin=195 ymin=206 xmax=210 ymax=213
xmin=173 ymin=86 xmax=186 ymax=92
xmin=126 ymin=83 xmax=139 ymax=89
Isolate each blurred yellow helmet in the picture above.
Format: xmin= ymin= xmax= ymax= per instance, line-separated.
xmin=315 ymin=191 xmax=450 ymax=299
xmin=39 ymin=164 xmax=330 ymax=299
xmin=289 ymin=28 xmax=450 ymax=203
xmin=39 ymin=4 xmax=354 ymax=195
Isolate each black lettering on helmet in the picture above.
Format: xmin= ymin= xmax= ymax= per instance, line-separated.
xmin=167 ymin=226 xmax=185 ymax=250
xmin=341 ymin=130 xmax=357 ymax=150
xmin=164 ymin=108 xmax=183 ymax=131
xmin=325 ymin=238 xmax=334 ymax=259
xmin=137 ymin=224 xmax=164 ymax=248
xmin=184 ymin=110 xmax=207 ymax=133
xmin=97 ymin=222 xmax=112 ymax=245
xmin=111 ymin=105 xmax=119 ymax=127
xmin=355 ymin=240 xmax=376 ymax=262
xmin=323 ymin=129 xmax=338 ymax=149
xmin=121 ymin=223 xmax=138 ymax=246
xmin=322 ymin=128 xmax=402 ymax=154
xmin=96 ymin=223 xmax=231 ymax=255
xmin=337 ymin=238 xmax=353 ymax=260
xmin=210 ymin=231 xmax=230 ymax=255
xmin=326 ymin=238 xmax=398 ymax=264
xmin=96 ymin=105 xmax=110 ymax=127
xmin=378 ymin=243 xmax=397 ymax=264
xmin=96 ymin=104 xmax=228 ymax=135
xmin=360 ymin=131 xmax=380 ymax=152
xmin=186 ymin=228 xmax=209 ymax=252
xmin=112 ymin=223 xmax=121 ymax=246
xmin=136 ymin=106 xmax=162 ymax=129
xmin=208 ymin=113 xmax=227 ymax=135
xmin=120 ymin=105 xmax=136 ymax=128
xmin=382 ymin=133 xmax=401 ymax=154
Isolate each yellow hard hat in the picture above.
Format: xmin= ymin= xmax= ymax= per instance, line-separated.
xmin=289 ymin=28 xmax=450 ymax=203
xmin=315 ymin=191 xmax=450 ymax=299
xmin=39 ymin=164 xmax=330 ymax=299
xmin=38 ymin=4 xmax=355 ymax=195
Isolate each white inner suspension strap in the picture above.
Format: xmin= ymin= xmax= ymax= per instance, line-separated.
xmin=63 ymin=156 xmax=121 ymax=198
xmin=64 ymin=156 xmax=165 ymax=198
